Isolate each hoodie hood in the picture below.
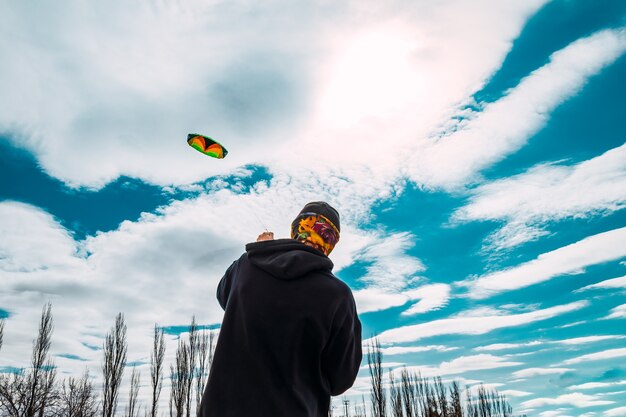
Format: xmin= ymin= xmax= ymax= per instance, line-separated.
xmin=245 ymin=239 xmax=334 ymax=280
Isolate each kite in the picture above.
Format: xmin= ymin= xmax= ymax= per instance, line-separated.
xmin=187 ymin=133 xmax=228 ymax=159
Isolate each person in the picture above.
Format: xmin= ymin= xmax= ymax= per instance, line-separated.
xmin=199 ymin=201 xmax=362 ymax=417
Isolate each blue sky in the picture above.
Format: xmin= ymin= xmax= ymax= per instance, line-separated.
xmin=1 ymin=0 xmax=625 ymax=415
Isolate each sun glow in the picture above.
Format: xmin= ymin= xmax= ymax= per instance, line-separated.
xmin=317 ymin=27 xmax=423 ymax=128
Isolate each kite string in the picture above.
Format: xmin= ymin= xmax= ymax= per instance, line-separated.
xmin=252 ymin=209 xmax=270 ymax=232
xmin=241 ymin=194 xmax=270 ymax=233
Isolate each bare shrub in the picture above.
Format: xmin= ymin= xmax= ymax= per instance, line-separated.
xmin=59 ymin=369 xmax=98 ymax=417
xmin=0 ymin=303 xmax=57 ymax=417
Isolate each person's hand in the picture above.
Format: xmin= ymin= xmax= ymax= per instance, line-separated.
xmin=256 ymin=231 xmax=274 ymax=242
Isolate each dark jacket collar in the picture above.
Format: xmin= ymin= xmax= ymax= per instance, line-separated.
xmin=245 ymin=239 xmax=334 ymax=280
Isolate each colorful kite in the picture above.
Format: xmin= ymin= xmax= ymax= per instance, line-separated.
xmin=187 ymin=133 xmax=228 ymax=159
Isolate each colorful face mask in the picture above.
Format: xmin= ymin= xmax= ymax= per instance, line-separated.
xmin=291 ymin=212 xmax=340 ymax=256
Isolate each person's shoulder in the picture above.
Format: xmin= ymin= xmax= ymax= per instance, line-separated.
xmin=224 ymin=252 xmax=248 ymax=271
xmin=316 ymin=270 xmax=354 ymax=297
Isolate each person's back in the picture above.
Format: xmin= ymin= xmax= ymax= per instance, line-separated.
xmin=200 ymin=202 xmax=362 ymax=417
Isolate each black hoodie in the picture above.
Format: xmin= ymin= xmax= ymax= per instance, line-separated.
xmin=199 ymin=239 xmax=362 ymax=417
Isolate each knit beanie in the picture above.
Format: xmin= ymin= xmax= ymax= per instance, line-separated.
xmin=290 ymin=201 xmax=341 ymax=255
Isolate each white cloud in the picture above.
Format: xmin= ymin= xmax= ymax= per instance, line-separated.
xmin=568 ymin=380 xmax=626 ymax=391
xmin=0 ymin=201 xmax=83 ymax=273
xmin=513 ymin=368 xmax=573 ymax=379
xmin=365 ymin=301 xmax=587 ymax=345
xmin=454 ymin=143 xmax=626 ymax=250
xmin=402 ymin=284 xmax=451 ymax=315
xmin=605 ymin=304 xmax=626 ymax=319
xmin=359 ymin=361 xmax=405 ymax=371
xmin=0 ymin=0 xmax=551 ymax=189
xmin=605 ymin=407 xmax=626 ymax=417
xmin=557 ymin=335 xmax=626 ymax=345
xmin=406 ymin=28 xmax=626 ymax=190
xmin=539 ymin=411 xmax=573 ymax=417
xmin=378 ymin=345 xmax=457 ymax=356
xmin=522 ymin=393 xmax=614 ymax=408
xmin=347 ymin=232 xmax=450 ymax=314
xmin=353 ymin=282 xmax=451 ymax=315
xmin=501 ymin=389 xmax=532 ymax=397
xmin=558 ymin=320 xmax=588 ymax=329
xmin=355 ymin=232 xmax=424 ymax=291
xmin=352 ymin=288 xmax=410 ymax=314
xmin=475 ymin=341 xmax=542 ymax=351
xmin=563 ymin=348 xmax=626 ymax=365
xmin=463 ymin=227 xmax=626 ymax=299
xmin=577 ymin=276 xmax=626 ymax=292
xmin=403 ymin=354 xmax=521 ymax=378
xmin=474 ymin=335 xmax=622 ymax=353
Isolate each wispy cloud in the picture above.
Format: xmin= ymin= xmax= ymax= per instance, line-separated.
xmin=557 ymin=335 xmax=626 ymax=345
xmin=454 ymin=143 xmax=626 ymax=250
xmin=501 ymin=389 xmax=533 ymax=397
xmin=401 ymin=284 xmax=451 ymax=316
xmin=577 ymin=276 xmax=626 ymax=292
xmin=407 ymin=28 xmax=626 ymax=190
xmin=474 ymin=335 xmax=624 ymax=352
xmin=356 ymin=232 xmax=424 ymax=291
xmin=563 ymin=348 xmax=626 ymax=365
xmin=605 ymin=304 xmax=626 ymax=319
xmin=378 ymin=345 xmax=457 ymax=356
xmin=522 ymin=393 xmax=615 ymax=408
xmin=513 ymin=367 xmax=573 ymax=379
xmin=539 ymin=411 xmax=574 ymax=417
xmin=475 ymin=341 xmax=542 ymax=351
xmin=568 ymin=380 xmax=626 ymax=391
xmin=605 ymin=406 xmax=626 ymax=416
xmin=366 ymin=301 xmax=587 ymax=345
xmin=348 ymin=232 xmax=453 ymax=314
xmin=353 ymin=283 xmax=451 ymax=315
xmin=462 ymin=227 xmax=626 ymax=299
xmin=403 ymin=354 xmax=522 ymax=378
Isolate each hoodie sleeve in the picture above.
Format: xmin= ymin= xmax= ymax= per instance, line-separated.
xmin=216 ymin=260 xmax=238 ymax=310
xmin=321 ymin=289 xmax=363 ymax=396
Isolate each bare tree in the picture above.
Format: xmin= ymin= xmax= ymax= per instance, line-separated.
xmin=59 ymin=369 xmax=98 ymax=417
xmin=0 ymin=303 xmax=57 ymax=417
xmin=0 ymin=369 xmax=27 ymax=417
xmin=102 ymin=313 xmax=127 ymax=417
xmin=434 ymin=377 xmax=448 ymax=417
xmin=400 ymin=368 xmax=415 ymax=417
xmin=362 ymin=394 xmax=368 ymax=417
xmin=185 ymin=318 xmax=198 ymax=417
xmin=466 ymin=384 xmax=516 ymax=417
xmin=125 ymin=367 xmax=140 ymax=417
xmin=30 ymin=303 xmax=57 ymax=417
xmin=410 ymin=372 xmax=444 ymax=417
xmin=0 ymin=319 xmax=5 ymax=352
xmin=195 ymin=329 xmax=215 ymax=411
xmin=448 ymin=381 xmax=462 ymax=417
xmin=150 ymin=324 xmax=166 ymax=417
xmin=367 ymin=338 xmax=386 ymax=417
xmin=169 ymin=339 xmax=189 ymax=417
xmin=466 ymin=387 xmax=477 ymax=417
xmin=388 ymin=370 xmax=403 ymax=417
